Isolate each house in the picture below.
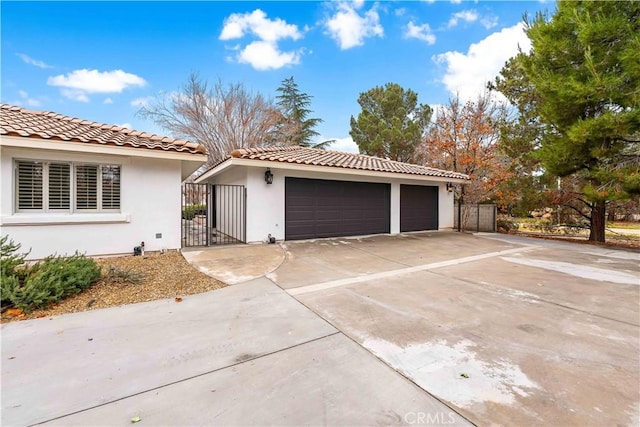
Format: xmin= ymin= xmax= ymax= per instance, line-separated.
xmin=195 ymin=146 xmax=469 ymax=244
xmin=0 ymin=104 xmax=207 ymax=259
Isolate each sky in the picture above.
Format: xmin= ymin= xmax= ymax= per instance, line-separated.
xmin=1 ymin=0 xmax=553 ymax=153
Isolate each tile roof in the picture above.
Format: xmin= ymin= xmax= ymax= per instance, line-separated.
xmin=225 ymin=146 xmax=469 ymax=180
xmin=0 ymin=104 xmax=206 ymax=155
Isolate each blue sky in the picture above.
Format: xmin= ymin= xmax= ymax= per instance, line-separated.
xmin=1 ymin=1 xmax=551 ymax=153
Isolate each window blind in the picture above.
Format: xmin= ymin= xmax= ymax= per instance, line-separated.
xmin=75 ymin=165 xmax=98 ymax=210
xmin=48 ymin=163 xmax=71 ymax=209
xmin=101 ymin=165 xmax=121 ymax=209
xmin=17 ymin=161 xmax=43 ymax=210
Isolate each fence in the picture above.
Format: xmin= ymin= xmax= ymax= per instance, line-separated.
xmin=181 ymin=183 xmax=246 ymax=247
xmin=453 ymin=203 xmax=497 ymax=232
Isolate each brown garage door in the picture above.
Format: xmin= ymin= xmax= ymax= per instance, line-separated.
xmin=400 ymin=185 xmax=438 ymax=232
xmin=285 ymin=177 xmax=390 ymax=240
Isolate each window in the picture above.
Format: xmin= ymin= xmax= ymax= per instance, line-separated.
xmin=75 ymin=165 xmax=98 ymax=210
xmin=48 ymin=163 xmax=71 ymax=210
xmin=15 ymin=160 xmax=120 ymax=212
xmin=16 ymin=161 xmax=44 ymax=210
xmin=101 ymin=165 xmax=121 ymax=210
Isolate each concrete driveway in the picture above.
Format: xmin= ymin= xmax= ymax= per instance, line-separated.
xmin=2 ymin=232 xmax=638 ymax=426
xmin=269 ymin=232 xmax=640 ymax=426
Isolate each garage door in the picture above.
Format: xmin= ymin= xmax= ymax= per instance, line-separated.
xmin=400 ymin=185 xmax=438 ymax=232
xmin=285 ymin=177 xmax=390 ymax=240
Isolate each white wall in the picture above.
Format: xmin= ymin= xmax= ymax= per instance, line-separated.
xmin=438 ymin=182 xmax=455 ymax=229
xmin=210 ymin=165 xmax=455 ymax=243
xmin=0 ymin=146 xmax=183 ymax=259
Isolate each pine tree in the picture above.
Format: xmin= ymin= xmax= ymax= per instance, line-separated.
xmin=494 ymin=1 xmax=640 ymax=242
xmin=350 ymin=83 xmax=432 ymax=163
xmin=275 ymin=76 xmax=331 ymax=149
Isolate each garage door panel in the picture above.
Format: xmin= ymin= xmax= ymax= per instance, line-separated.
xmin=400 ymin=185 xmax=438 ymax=232
xmin=285 ymin=178 xmax=390 ymax=240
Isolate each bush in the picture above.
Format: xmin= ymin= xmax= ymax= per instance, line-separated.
xmin=1 ymin=235 xmax=30 ymax=308
xmin=497 ymin=218 xmax=519 ymax=233
xmin=182 ymin=204 xmax=206 ymax=220
xmin=2 ymin=248 xmax=101 ymax=312
xmin=105 ymin=266 xmax=144 ymax=285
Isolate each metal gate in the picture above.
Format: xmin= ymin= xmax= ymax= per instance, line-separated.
xmin=181 ymin=183 xmax=246 ymax=247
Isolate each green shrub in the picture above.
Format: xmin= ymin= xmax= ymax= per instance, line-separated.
xmin=2 ymin=251 xmax=101 ymax=312
xmin=1 ymin=235 xmax=29 ymax=277
xmin=182 ymin=204 xmax=206 ymax=220
xmin=1 ymin=235 xmax=30 ymax=307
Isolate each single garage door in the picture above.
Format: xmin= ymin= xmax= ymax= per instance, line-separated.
xmin=400 ymin=184 xmax=438 ymax=232
xmin=285 ymin=177 xmax=390 ymax=240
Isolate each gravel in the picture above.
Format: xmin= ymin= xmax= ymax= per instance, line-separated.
xmin=1 ymin=250 xmax=225 ymax=323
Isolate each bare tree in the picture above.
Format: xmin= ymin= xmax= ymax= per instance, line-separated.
xmin=138 ymin=74 xmax=282 ymax=165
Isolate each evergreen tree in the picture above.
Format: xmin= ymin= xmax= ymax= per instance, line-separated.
xmin=275 ymin=76 xmax=331 ymax=149
xmin=494 ymin=1 xmax=640 ymax=242
xmin=350 ymin=83 xmax=432 ymax=163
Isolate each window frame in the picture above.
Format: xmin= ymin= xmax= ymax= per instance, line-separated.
xmin=14 ymin=159 xmax=122 ymax=214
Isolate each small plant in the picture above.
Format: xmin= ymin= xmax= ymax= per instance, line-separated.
xmin=105 ymin=266 xmax=145 ymax=285
xmin=182 ymin=204 xmax=206 ymax=220
xmin=1 ymin=235 xmax=30 ymax=309
xmin=2 ymin=243 xmax=101 ymax=312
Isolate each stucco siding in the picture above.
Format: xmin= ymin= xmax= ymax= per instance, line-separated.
xmin=0 ymin=146 xmax=183 ymax=259
xmin=237 ymin=166 xmax=454 ymax=243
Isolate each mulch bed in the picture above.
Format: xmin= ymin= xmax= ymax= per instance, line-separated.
xmin=1 ymin=251 xmax=225 ymax=324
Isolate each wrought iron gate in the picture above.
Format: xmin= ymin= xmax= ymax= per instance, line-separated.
xmin=181 ymin=183 xmax=246 ymax=247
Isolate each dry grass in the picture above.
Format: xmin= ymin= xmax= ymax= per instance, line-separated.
xmin=2 ymin=251 xmax=225 ymax=323
xmin=510 ymin=231 xmax=640 ymax=250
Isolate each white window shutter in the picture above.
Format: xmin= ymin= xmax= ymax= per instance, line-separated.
xmin=101 ymin=165 xmax=121 ymax=210
xmin=48 ymin=163 xmax=71 ymax=210
xmin=76 ymin=165 xmax=98 ymax=210
xmin=17 ymin=161 xmax=43 ymax=210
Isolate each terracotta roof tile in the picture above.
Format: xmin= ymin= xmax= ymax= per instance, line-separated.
xmin=220 ymin=146 xmax=469 ymax=180
xmin=0 ymin=104 xmax=206 ymax=155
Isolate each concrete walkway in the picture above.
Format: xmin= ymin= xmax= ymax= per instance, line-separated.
xmin=2 ymin=274 xmax=469 ymax=426
xmin=181 ymin=244 xmax=285 ymax=284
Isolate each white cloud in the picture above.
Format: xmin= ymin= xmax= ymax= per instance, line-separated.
xmin=481 ymin=16 xmax=499 ymax=29
xmin=48 ymin=69 xmax=146 ymax=93
xmin=220 ymin=9 xmax=301 ymax=42
xmin=117 ymin=123 xmax=132 ymax=129
xmin=60 ymin=89 xmax=89 ymax=103
xmin=448 ymin=10 xmax=479 ymax=28
xmin=238 ymin=41 xmax=301 ymax=70
xmin=324 ymin=1 xmax=383 ymax=50
xmin=219 ymin=9 xmax=303 ymax=70
xmin=324 ymin=136 xmax=359 ymax=154
xmin=130 ymin=96 xmax=154 ymax=108
xmin=48 ymin=69 xmax=146 ymax=102
xmin=433 ymin=23 xmax=531 ymax=101
xmin=103 ymin=97 xmax=114 ymax=104
xmin=16 ymin=53 xmax=53 ymax=69
xmin=394 ymin=8 xmax=407 ymax=17
xmin=15 ymin=90 xmax=42 ymax=107
xmin=404 ymin=21 xmax=436 ymax=45
xmin=450 ymin=0 xmax=462 ymax=4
